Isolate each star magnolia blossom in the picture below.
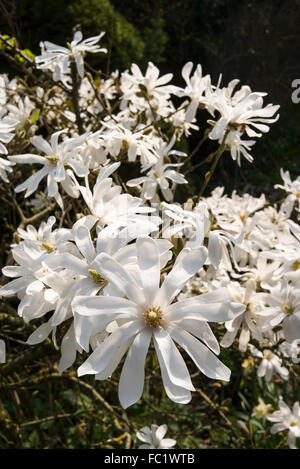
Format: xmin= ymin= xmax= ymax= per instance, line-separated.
xmin=35 ymin=31 xmax=107 ymax=81
xmin=178 ymin=62 xmax=212 ymax=122
xmin=127 ymin=158 xmax=187 ymax=202
xmin=267 ymin=400 xmax=300 ymax=449
xmin=248 ymin=345 xmax=289 ymax=382
xmin=9 ymin=130 xmax=89 ymax=208
xmin=72 ymin=235 xmax=245 ymax=408
xmin=102 ymin=122 xmax=157 ymax=165
xmin=77 ymin=162 xmax=161 ymax=231
xmin=261 ymin=281 xmax=300 ymax=342
xmin=120 ymin=62 xmax=178 ymax=114
xmin=208 ymin=80 xmax=280 ymax=142
xmin=127 ymin=136 xmax=187 ymax=201
xmin=220 ymin=280 xmax=272 ymax=352
xmin=275 ymin=168 xmax=300 ymax=213
xmin=223 ymin=130 xmax=256 ymax=166
xmin=252 ymin=397 xmax=273 ymax=420
xmin=136 ymin=424 xmax=176 ymax=449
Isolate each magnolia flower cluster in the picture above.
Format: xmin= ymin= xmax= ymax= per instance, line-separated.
xmin=0 ymin=29 xmax=299 ymax=448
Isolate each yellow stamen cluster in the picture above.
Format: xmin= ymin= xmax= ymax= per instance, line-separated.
xmin=265 ymin=351 xmax=272 ymax=360
xmin=292 ymin=260 xmax=300 ymax=271
xmin=88 ymin=269 xmax=107 ymax=286
xmin=46 ymin=155 xmax=59 ymax=166
xmin=42 ymin=242 xmax=54 ymax=253
xmin=284 ymin=304 xmax=294 ymax=315
xmin=143 ymin=306 xmax=164 ymax=328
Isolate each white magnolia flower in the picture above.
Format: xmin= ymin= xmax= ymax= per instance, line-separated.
xmin=0 ymin=218 xmax=74 ymax=320
xmin=9 ymin=130 xmax=89 ymax=208
xmin=279 ymin=340 xmax=300 ymax=364
xmin=235 ymin=255 xmax=280 ymax=291
xmin=73 ymin=235 xmax=245 ymax=408
xmin=220 ymin=280 xmax=272 ymax=352
xmin=0 ymin=241 xmax=58 ymax=321
xmin=102 ymin=121 xmax=157 ymax=165
xmin=179 ymin=62 xmax=212 ymax=122
xmin=127 ymin=156 xmax=187 ymax=202
xmin=127 ymin=136 xmax=187 ymax=201
xmin=6 ymin=96 xmax=35 ymax=130
xmin=120 ymin=62 xmax=178 ymax=115
xmin=208 ymin=80 xmax=279 ymax=142
xmin=267 ymin=400 xmax=300 ymax=449
xmin=275 ymin=168 xmax=300 ymax=213
xmin=252 ymin=397 xmax=273 ymax=420
xmin=248 ymin=345 xmax=289 ymax=382
xmin=35 ymin=31 xmax=107 ymax=81
xmin=137 ymin=424 xmax=176 ymax=449
xmin=162 ymin=201 xmax=242 ymax=271
xmin=223 ymin=130 xmax=256 ymax=166
xmin=260 ymin=281 xmax=300 ymax=343
xmin=166 ymin=100 xmax=199 ymax=137
xmin=78 ymin=162 xmax=161 ymax=231
xmin=43 ymin=221 xmax=172 ymax=309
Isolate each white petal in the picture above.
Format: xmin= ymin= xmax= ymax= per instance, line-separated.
xmin=167 ymin=297 xmax=244 ymax=323
xmin=26 ymin=320 xmax=52 ymax=345
xmin=208 ymin=232 xmax=222 ymax=269
xmin=77 ymin=321 xmax=142 ymax=376
xmin=169 ymin=325 xmax=231 ymax=381
xmin=155 ymin=424 xmax=168 ymax=441
xmin=160 ymin=438 xmax=176 ymax=449
xmin=72 ymin=295 xmax=138 ymax=351
xmin=0 ymin=277 xmax=26 ymax=296
xmin=58 ymin=322 xmax=78 ymax=374
xmin=153 ymin=328 xmax=195 ymax=391
xmin=136 ymin=236 xmax=160 ymax=303
xmin=74 ymin=225 xmax=96 ymax=263
xmin=154 ymin=336 xmax=192 ymax=404
xmin=0 ymin=339 xmax=6 ymax=363
xmin=44 ymin=252 xmax=87 ymax=276
xmin=95 ymin=338 xmax=133 ymax=380
xmin=157 ymin=247 xmax=207 ymax=306
xmin=96 ymin=253 xmax=145 ymax=305
xmin=177 ymin=319 xmax=220 ymax=355
xmin=118 ymin=328 xmax=152 ymax=408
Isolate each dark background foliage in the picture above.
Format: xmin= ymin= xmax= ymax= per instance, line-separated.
xmin=0 ymin=0 xmax=299 ymax=195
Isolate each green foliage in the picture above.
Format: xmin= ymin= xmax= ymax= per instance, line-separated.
xmin=68 ymin=0 xmax=145 ymax=70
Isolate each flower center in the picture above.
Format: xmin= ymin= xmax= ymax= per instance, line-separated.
xmin=42 ymin=242 xmax=54 ymax=253
xmin=143 ymin=306 xmax=164 ymax=328
xmin=46 ymin=155 xmax=59 ymax=166
xmin=284 ymin=304 xmax=294 ymax=315
xmin=292 ymin=260 xmax=300 ymax=271
xmin=88 ymin=269 xmax=107 ymax=286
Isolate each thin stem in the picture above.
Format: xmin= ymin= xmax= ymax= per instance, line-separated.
xmin=184 ymin=149 xmax=216 ymax=176
xmin=70 ymin=60 xmax=84 ymax=134
xmin=197 ymin=131 xmax=229 ymax=202
xmin=183 ymin=128 xmax=210 ymax=168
